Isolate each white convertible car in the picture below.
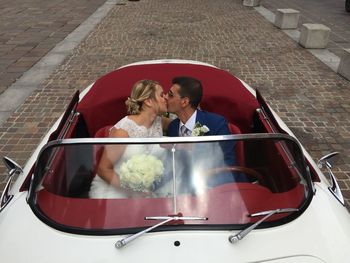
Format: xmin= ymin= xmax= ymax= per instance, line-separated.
xmin=1 ymin=60 xmax=349 ymax=263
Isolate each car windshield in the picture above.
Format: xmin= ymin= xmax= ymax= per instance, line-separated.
xmin=30 ymin=134 xmax=311 ymax=234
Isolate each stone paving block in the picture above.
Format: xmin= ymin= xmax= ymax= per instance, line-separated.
xmin=338 ymin=48 xmax=350 ymax=81
xmin=0 ymin=86 xmax=6 ymax=93
xmin=243 ymin=0 xmax=260 ymax=7
xmin=299 ymin=23 xmax=331 ymax=49
xmin=262 ymin=0 xmax=350 ymax=57
xmin=274 ymin=8 xmax=300 ymax=29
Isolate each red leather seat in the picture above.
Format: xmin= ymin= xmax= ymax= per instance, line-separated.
xmin=228 ymin=123 xmax=245 ymax=166
xmin=94 ymin=125 xmax=113 ymax=138
xmin=93 ymin=125 xmax=114 ymax=174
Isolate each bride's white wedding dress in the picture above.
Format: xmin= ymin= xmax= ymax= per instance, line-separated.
xmin=89 ymin=116 xmax=165 ymax=199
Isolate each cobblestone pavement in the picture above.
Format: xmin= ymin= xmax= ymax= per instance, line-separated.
xmin=0 ymin=0 xmax=106 ymax=95
xmin=0 ymin=0 xmax=349 ymax=207
xmin=261 ymin=0 xmax=350 ymax=57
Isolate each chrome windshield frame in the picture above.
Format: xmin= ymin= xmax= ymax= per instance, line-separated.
xmin=38 ymin=133 xmax=302 ymax=148
xmin=28 ymin=133 xmax=312 ymax=201
xmin=26 ymin=132 xmax=314 ymax=235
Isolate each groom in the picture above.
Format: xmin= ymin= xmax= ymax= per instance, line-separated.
xmin=165 ymin=76 xmax=244 ymax=187
xmin=166 ymin=77 xmax=232 ymax=139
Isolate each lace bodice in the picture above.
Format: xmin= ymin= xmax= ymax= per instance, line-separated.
xmin=89 ymin=115 xmax=166 ymax=199
xmin=113 ymin=116 xmax=163 ymax=138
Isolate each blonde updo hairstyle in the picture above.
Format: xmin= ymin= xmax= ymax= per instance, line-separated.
xmin=125 ymin=80 xmax=160 ymax=115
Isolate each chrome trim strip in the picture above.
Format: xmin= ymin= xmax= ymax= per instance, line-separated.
xmin=34 ymin=133 xmax=304 ymax=170
xmin=42 ymin=133 xmax=301 ymax=147
xmin=34 ymin=133 xmax=304 ymax=165
xmin=117 ymin=59 xmax=218 ymax=70
xmin=256 ymin=108 xmax=278 ymax=133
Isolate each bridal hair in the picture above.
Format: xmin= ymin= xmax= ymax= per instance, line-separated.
xmin=125 ymin=79 xmax=160 ymax=115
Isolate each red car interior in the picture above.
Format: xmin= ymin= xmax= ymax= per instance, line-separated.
xmin=37 ymin=183 xmax=304 ymax=230
xmin=30 ymin=63 xmax=311 ymax=231
xmin=76 ymin=63 xmax=260 ymax=137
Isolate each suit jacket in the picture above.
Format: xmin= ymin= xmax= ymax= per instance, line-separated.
xmin=167 ymin=110 xmax=230 ymax=137
xmin=167 ymin=110 xmax=245 ymax=186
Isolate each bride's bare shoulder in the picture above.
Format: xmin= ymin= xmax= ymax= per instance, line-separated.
xmin=109 ymin=126 xmax=129 ymax=138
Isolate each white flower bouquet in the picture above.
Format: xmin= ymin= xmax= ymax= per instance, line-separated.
xmin=192 ymin=122 xmax=210 ymax=136
xmin=119 ymin=154 xmax=164 ymax=192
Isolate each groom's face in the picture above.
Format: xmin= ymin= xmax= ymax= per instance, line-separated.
xmin=166 ymin=84 xmax=184 ymax=114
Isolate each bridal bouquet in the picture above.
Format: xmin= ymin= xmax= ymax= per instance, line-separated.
xmin=119 ymin=154 xmax=164 ymax=192
xmin=192 ymin=122 xmax=210 ymax=136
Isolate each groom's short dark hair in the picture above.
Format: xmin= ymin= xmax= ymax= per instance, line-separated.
xmin=172 ymin=76 xmax=203 ymax=109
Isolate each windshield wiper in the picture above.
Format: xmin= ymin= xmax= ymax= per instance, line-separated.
xmin=228 ymin=208 xmax=299 ymax=244
xmin=115 ymin=215 xmax=207 ymax=248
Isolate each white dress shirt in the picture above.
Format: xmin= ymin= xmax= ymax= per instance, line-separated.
xmin=179 ymin=110 xmax=197 ymax=136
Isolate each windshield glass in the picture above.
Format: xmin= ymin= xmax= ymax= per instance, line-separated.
xmin=30 ymin=135 xmax=311 ymax=234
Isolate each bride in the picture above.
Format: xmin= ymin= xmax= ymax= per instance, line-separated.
xmin=89 ymin=80 xmax=170 ymax=199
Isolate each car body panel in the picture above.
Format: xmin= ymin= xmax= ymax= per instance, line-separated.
xmin=1 ymin=185 xmax=349 ymax=262
xmin=1 ymin=60 xmax=349 ymax=263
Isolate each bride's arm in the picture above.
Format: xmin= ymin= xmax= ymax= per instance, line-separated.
xmin=96 ymin=127 xmax=128 ymax=188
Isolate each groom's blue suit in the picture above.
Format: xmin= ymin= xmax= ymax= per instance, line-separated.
xmin=167 ymin=110 xmax=231 ymax=137
xmin=167 ymin=110 xmax=246 ymax=187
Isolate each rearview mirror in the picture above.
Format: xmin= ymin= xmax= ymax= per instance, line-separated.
xmin=3 ymin=156 xmax=23 ymax=177
xmin=317 ymin=152 xmax=339 ymax=169
xmin=317 ymin=152 xmax=344 ymax=206
xmin=1 ymin=157 xmax=23 ymax=211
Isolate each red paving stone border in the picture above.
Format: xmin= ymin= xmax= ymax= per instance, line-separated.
xmin=0 ymin=0 xmax=349 ymax=209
